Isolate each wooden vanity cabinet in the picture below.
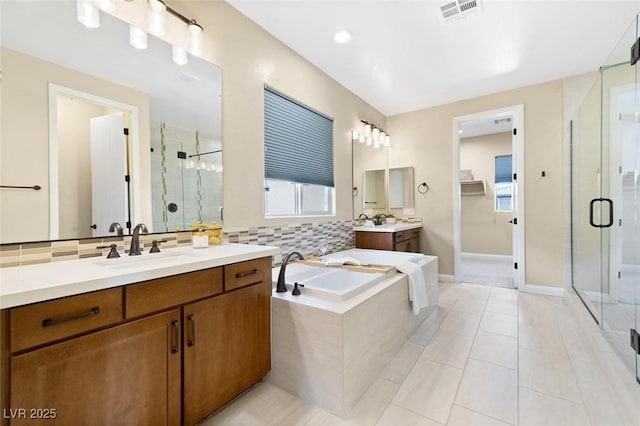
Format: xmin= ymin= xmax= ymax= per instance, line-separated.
xmin=183 ymin=257 xmax=272 ymax=425
xmin=355 ymin=228 xmax=420 ymax=253
xmin=2 ymin=256 xmax=273 ymax=426
xmin=10 ymin=309 xmax=181 ymax=425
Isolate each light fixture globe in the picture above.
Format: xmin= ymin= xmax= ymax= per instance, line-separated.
xmin=77 ymin=0 xmax=100 ymax=28
xmin=172 ymin=45 xmax=188 ymax=65
xmin=129 ymin=25 xmax=148 ymax=50
xmin=149 ymin=0 xmax=167 ymax=36
xmin=188 ymin=21 xmax=204 ymax=57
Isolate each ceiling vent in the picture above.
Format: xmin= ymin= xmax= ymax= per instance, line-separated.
xmin=440 ymin=0 xmax=481 ymax=22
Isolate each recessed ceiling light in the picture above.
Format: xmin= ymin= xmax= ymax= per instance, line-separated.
xmin=333 ymin=30 xmax=352 ymax=44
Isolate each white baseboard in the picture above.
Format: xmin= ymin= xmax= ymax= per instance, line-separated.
xmin=584 ymin=290 xmax=612 ymax=304
xmin=438 ymin=274 xmax=456 ymax=283
xmin=521 ymin=283 xmax=565 ymax=297
xmin=460 ymin=252 xmax=512 ymax=262
xmin=621 ymin=263 xmax=640 ymax=273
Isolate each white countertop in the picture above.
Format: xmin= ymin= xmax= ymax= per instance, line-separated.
xmin=353 ymin=223 xmax=422 ymax=233
xmin=0 ymin=243 xmax=280 ymax=309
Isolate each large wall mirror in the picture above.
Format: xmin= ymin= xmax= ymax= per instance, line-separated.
xmin=389 ymin=167 xmax=415 ymax=209
xmin=0 ymin=1 xmax=222 ymax=244
xmin=352 ymin=140 xmax=415 ymax=218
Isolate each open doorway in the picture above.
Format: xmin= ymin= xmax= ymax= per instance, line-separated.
xmin=48 ymin=84 xmax=140 ymax=239
xmin=453 ymin=105 xmax=525 ymax=289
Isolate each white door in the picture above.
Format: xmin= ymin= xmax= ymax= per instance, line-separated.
xmin=90 ymin=114 xmax=128 ymax=237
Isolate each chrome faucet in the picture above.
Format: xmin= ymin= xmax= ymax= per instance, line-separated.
xmin=129 ymin=223 xmax=148 ymax=256
xmin=108 ymin=222 xmax=124 ymax=236
xmin=276 ymin=251 xmax=304 ymax=293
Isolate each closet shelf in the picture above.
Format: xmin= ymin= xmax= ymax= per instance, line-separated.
xmin=461 ymin=180 xmax=485 ymax=196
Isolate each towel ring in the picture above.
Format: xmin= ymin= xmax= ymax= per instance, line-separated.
xmin=418 ymin=182 xmax=430 ymax=194
xmin=353 ymin=187 xmax=359 ymax=197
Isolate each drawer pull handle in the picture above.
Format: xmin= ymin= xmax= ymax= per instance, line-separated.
xmin=42 ymin=307 xmax=100 ymax=327
xmin=171 ymin=320 xmax=179 ymax=354
xmin=235 ymin=268 xmax=258 ymax=279
xmin=187 ymin=314 xmax=196 ymax=347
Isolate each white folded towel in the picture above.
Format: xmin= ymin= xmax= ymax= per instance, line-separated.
xmin=396 ymin=260 xmax=428 ymax=315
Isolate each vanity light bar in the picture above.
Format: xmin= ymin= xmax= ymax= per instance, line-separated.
xmin=352 ymin=120 xmax=391 ymax=148
xmin=76 ymin=0 xmax=205 ymax=64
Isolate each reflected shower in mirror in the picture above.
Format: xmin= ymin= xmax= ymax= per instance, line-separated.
xmin=363 ymin=169 xmax=386 ymax=209
xmin=0 ymin=1 xmax=222 ymax=244
xmin=389 ymin=167 xmax=415 ymax=209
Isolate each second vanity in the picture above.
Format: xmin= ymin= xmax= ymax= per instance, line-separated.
xmin=353 ymin=222 xmax=421 ymax=253
xmin=0 ymin=243 xmax=279 ymax=426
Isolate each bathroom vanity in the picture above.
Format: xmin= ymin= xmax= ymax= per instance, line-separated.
xmin=0 ymin=244 xmax=278 ymax=426
xmin=354 ymin=223 xmax=421 ymax=253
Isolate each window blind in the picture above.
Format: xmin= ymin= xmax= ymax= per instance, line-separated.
xmin=264 ymin=87 xmax=334 ymax=187
xmin=495 ymin=155 xmax=512 ymax=184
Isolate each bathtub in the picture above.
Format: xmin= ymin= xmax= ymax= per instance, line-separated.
xmin=269 ymin=248 xmax=438 ymax=419
xmin=273 ymin=249 xmax=428 ymax=304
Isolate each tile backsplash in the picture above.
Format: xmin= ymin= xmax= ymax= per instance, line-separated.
xmin=0 ymin=220 xmax=358 ymax=268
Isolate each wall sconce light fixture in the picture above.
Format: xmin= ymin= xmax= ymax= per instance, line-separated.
xmin=76 ymin=0 xmax=205 ymax=66
xmin=352 ymin=120 xmax=391 ymax=148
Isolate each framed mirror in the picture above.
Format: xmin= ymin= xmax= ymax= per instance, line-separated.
xmin=389 ymin=166 xmax=415 ymax=209
xmin=363 ymin=169 xmax=386 ymax=209
xmin=0 ymin=1 xmax=222 ymax=244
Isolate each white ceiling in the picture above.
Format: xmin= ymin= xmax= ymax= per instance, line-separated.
xmin=227 ymin=0 xmax=640 ymax=117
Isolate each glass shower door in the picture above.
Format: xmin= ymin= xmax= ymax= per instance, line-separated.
xmin=572 ymin=14 xmax=640 ymax=380
xmin=571 ymin=75 xmax=605 ymax=324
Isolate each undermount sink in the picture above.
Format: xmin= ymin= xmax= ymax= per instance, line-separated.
xmin=93 ymin=251 xmax=204 ymax=269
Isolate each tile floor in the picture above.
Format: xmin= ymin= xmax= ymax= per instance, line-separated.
xmin=200 ymin=283 xmax=640 ymax=426
xmin=459 ymin=256 xmax=514 ymax=288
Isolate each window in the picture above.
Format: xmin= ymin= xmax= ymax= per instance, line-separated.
xmin=495 ymin=155 xmax=513 ymax=211
xmin=264 ymin=87 xmax=335 ymax=217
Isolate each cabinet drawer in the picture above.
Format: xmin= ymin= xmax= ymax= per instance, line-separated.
xmin=394 ymin=231 xmax=407 ymax=243
xmin=394 ymin=229 xmax=420 ymax=243
xmin=225 ymin=257 xmax=271 ymax=291
xmin=10 ymin=287 xmax=123 ymax=353
xmin=126 ymin=268 xmax=222 ymax=319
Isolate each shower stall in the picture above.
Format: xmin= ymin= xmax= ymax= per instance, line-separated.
xmin=150 ymin=121 xmax=223 ymax=232
xmin=571 ymin=15 xmax=639 ymax=382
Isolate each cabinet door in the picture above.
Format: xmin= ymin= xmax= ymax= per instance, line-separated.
xmin=183 ymin=282 xmax=269 ymax=425
xmin=395 ymin=237 xmax=420 ymax=253
xmin=10 ymin=310 xmax=181 ymax=426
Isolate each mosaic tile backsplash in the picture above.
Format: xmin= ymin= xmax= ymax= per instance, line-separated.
xmin=0 ymin=220 xmax=364 ymax=268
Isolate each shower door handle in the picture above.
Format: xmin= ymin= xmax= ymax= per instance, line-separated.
xmin=589 ymin=198 xmax=614 ymax=228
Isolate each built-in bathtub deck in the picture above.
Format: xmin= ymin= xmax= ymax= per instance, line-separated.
xmin=269 ymin=249 xmax=438 ymax=419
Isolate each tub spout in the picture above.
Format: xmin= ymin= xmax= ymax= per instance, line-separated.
xmin=276 ymin=251 xmax=304 ymax=293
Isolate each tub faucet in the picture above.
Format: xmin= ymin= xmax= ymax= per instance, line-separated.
xmin=129 ymin=223 xmax=148 ymax=256
xmin=276 ymin=251 xmax=304 ymax=293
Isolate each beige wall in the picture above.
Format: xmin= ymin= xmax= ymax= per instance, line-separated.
xmin=460 ymin=133 xmax=513 ymax=255
xmin=175 ymin=1 xmax=385 ymax=229
xmin=0 ymin=48 xmax=150 ymax=244
xmin=388 ymin=80 xmax=564 ymax=286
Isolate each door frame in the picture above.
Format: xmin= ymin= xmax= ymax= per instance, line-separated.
xmin=453 ymin=104 xmax=525 ymax=288
xmin=609 ymin=83 xmax=638 ymax=304
xmin=48 ymin=84 xmax=140 ymax=239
